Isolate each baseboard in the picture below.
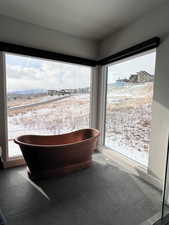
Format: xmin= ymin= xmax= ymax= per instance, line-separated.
xmin=3 ymin=158 xmax=25 ymax=168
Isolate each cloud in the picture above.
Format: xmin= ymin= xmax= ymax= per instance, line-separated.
xmin=108 ymin=51 xmax=156 ymax=83
xmin=6 ymin=55 xmax=91 ymax=91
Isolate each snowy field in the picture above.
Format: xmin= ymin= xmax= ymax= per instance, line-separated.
xmin=8 ymin=94 xmax=90 ymax=157
xmin=105 ymin=82 xmax=153 ymax=166
xmin=8 ymin=83 xmax=153 ymax=166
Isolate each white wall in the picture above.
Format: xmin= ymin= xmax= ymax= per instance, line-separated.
xmin=149 ymin=38 xmax=169 ymax=183
xmin=100 ymin=2 xmax=169 ymax=58
xmin=99 ymin=2 xmax=169 ymax=183
xmin=0 ymin=15 xmax=98 ymax=59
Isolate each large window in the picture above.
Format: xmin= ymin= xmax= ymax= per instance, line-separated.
xmin=6 ymin=53 xmax=91 ymax=158
xmin=104 ymin=50 xmax=156 ymax=167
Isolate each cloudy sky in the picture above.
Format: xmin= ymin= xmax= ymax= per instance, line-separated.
xmin=6 ymin=50 xmax=156 ymax=92
xmin=6 ymin=53 xmax=91 ymax=92
xmin=108 ymin=50 xmax=156 ymax=83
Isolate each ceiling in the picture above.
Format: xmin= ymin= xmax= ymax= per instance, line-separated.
xmin=0 ymin=0 xmax=167 ymax=41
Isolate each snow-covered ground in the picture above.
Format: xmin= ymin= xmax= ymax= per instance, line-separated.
xmin=105 ymin=82 xmax=153 ymax=166
xmin=105 ymin=104 xmax=151 ymax=166
xmin=8 ymin=94 xmax=90 ymax=157
xmin=8 ymin=83 xmax=153 ymax=166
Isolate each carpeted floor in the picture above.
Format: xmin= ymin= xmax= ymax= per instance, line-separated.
xmin=0 ymin=153 xmax=161 ymax=225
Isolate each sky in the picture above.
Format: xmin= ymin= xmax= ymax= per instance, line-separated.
xmin=6 ymin=53 xmax=91 ymax=92
xmin=108 ymin=50 xmax=156 ymax=83
xmin=6 ymin=50 xmax=156 ymax=91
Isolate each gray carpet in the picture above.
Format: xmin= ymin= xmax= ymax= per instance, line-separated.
xmin=0 ymin=153 xmax=161 ymax=225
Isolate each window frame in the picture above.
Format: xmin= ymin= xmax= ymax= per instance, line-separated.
xmin=99 ymin=49 xmax=157 ymax=171
xmin=0 ymin=51 xmax=97 ymax=167
xmin=0 ymin=37 xmax=160 ymax=168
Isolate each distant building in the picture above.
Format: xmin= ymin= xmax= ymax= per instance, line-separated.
xmin=47 ymin=89 xmax=71 ymax=96
xmin=129 ymin=71 xmax=154 ymax=83
xmin=48 ymin=90 xmax=58 ymax=96
xmin=117 ymin=71 xmax=154 ymax=83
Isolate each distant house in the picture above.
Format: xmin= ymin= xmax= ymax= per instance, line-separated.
xmin=47 ymin=90 xmax=58 ymax=96
xmin=129 ymin=71 xmax=154 ymax=83
xmin=47 ymin=89 xmax=71 ymax=96
xmin=117 ymin=71 xmax=154 ymax=83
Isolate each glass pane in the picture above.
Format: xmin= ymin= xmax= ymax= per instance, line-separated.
xmin=105 ymin=50 xmax=156 ymax=167
xmin=6 ymin=53 xmax=91 ymax=158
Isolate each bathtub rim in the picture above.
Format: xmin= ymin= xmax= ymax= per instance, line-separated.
xmin=14 ymin=128 xmax=100 ymax=148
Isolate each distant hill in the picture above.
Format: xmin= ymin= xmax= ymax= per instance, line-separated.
xmin=8 ymin=89 xmax=47 ymax=95
xmin=117 ymin=71 xmax=154 ymax=83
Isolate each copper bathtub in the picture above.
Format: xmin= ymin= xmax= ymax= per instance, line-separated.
xmin=14 ymin=128 xmax=100 ymax=180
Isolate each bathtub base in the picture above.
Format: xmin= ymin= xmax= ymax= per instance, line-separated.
xmin=27 ymin=160 xmax=92 ymax=180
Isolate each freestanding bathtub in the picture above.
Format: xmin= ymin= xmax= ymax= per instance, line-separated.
xmin=14 ymin=128 xmax=100 ymax=180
